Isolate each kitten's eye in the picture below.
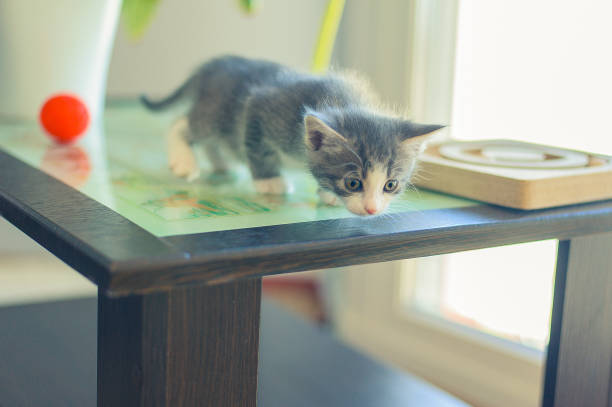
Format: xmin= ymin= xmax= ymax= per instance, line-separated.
xmin=384 ymin=179 xmax=399 ymax=192
xmin=344 ymin=177 xmax=363 ymax=192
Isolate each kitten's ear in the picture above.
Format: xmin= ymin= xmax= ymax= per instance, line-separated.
xmin=400 ymin=122 xmax=445 ymax=142
xmin=304 ymin=115 xmax=347 ymax=152
xmin=399 ymin=122 xmax=445 ymax=154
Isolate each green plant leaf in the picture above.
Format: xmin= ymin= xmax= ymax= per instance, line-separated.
xmin=122 ymin=0 xmax=161 ymax=40
xmin=238 ymin=0 xmax=261 ymax=14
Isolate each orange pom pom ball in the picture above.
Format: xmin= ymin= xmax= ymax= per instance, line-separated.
xmin=39 ymin=94 xmax=89 ymax=144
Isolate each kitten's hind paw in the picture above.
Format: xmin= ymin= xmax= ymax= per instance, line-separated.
xmin=185 ymin=169 xmax=201 ymax=182
xmin=169 ymin=149 xmax=200 ymax=181
xmin=254 ymin=177 xmax=286 ymax=195
xmin=167 ymin=116 xmax=200 ymax=181
xmin=318 ymin=189 xmax=342 ymax=206
xmin=168 ymin=138 xmax=200 ymax=181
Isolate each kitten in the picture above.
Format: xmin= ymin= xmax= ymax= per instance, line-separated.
xmin=141 ymin=55 xmax=443 ymax=216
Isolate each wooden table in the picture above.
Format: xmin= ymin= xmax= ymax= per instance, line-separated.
xmin=1 ymin=106 xmax=611 ymax=406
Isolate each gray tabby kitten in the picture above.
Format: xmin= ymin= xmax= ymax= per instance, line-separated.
xmin=142 ymin=55 xmax=442 ymax=216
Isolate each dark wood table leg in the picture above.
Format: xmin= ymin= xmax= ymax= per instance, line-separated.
xmin=542 ymin=234 xmax=612 ymax=407
xmin=97 ymin=278 xmax=262 ymax=407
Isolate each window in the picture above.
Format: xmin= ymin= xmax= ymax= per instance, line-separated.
xmin=400 ymin=240 xmax=557 ymax=352
xmin=407 ymin=0 xmax=612 ymax=358
xmin=333 ymin=1 xmax=612 ymax=406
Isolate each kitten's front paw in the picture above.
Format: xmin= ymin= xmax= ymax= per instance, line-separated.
xmin=168 ymin=139 xmax=200 ymax=181
xmin=254 ymin=177 xmax=286 ymax=195
xmin=318 ymin=189 xmax=342 ymax=206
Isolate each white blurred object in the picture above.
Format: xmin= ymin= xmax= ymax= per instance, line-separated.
xmin=0 ymin=0 xmax=121 ymax=122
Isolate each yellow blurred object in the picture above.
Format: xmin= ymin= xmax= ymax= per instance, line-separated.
xmin=312 ymin=0 xmax=346 ymax=73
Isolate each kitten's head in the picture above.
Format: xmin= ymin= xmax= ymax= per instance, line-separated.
xmin=304 ymin=108 xmax=443 ymax=216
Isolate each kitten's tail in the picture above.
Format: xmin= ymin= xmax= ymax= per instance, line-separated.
xmin=140 ymin=75 xmax=195 ymax=111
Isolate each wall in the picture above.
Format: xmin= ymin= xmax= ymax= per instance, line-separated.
xmin=335 ymin=0 xmax=414 ymax=109
xmin=107 ymin=0 xmax=328 ymax=97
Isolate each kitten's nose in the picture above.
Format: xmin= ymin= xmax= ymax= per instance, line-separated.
xmin=365 ymin=206 xmax=378 ymax=215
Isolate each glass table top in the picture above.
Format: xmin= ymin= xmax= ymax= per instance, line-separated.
xmin=0 ymin=102 xmax=475 ymax=237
